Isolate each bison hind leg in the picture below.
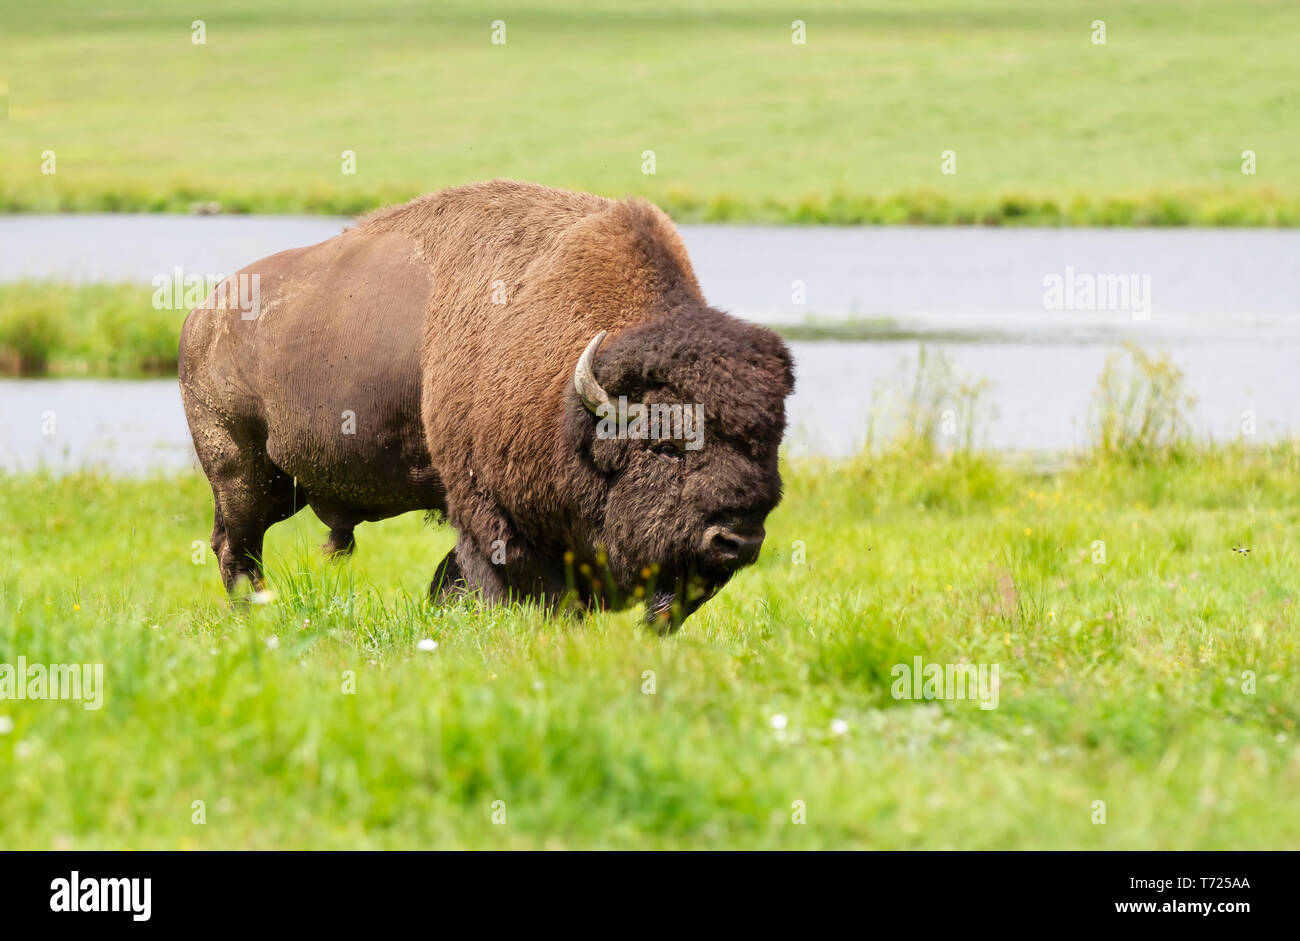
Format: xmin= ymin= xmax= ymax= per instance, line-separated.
xmin=200 ymin=452 xmax=299 ymax=597
xmin=209 ymin=501 xmax=229 ymax=570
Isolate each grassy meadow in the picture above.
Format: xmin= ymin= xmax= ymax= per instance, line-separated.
xmin=2 ymin=437 xmax=1298 ymax=849
xmin=2 ymin=0 xmax=1299 ymax=223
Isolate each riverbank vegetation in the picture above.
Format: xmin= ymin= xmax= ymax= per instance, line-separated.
xmin=0 ymin=283 xmax=177 ymax=376
xmin=0 ymin=282 xmax=1013 ymax=376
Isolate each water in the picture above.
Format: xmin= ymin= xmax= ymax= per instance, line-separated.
xmin=5 ymin=216 xmax=1297 ymax=325
xmin=786 ymin=340 xmax=1297 ymax=457
xmin=1 ymin=378 xmax=196 ymax=474
xmin=1 ymin=216 xmax=1298 ymax=472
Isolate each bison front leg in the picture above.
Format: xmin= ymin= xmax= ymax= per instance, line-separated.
xmin=429 ymin=539 xmax=508 ymax=605
xmin=429 ymin=535 xmax=576 ymax=615
xmin=429 ymin=548 xmax=465 ymax=602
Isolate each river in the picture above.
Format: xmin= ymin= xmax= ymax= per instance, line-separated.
xmin=2 ymin=216 xmax=1297 ymax=472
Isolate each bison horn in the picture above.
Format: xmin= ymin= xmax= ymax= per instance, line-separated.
xmin=574 ymin=330 xmax=613 ymax=415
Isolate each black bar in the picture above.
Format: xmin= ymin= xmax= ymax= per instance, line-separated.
xmin=0 ymin=851 xmax=1287 ymax=927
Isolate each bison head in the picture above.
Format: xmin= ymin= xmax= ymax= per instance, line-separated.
xmin=565 ymin=308 xmax=794 ymax=631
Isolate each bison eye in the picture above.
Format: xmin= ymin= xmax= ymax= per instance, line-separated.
xmin=649 ymin=439 xmax=685 ymax=461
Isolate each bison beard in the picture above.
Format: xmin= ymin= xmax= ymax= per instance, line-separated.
xmin=179 ymin=180 xmax=794 ymax=630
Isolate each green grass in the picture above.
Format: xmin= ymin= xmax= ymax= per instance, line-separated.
xmin=2 ymin=0 xmax=1299 ymax=224
xmin=3 ymin=443 xmax=1298 ymax=849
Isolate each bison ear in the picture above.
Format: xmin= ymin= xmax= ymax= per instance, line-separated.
xmin=566 ymin=386 xmax=627 ymax=475
xmin=565 ymin=335 xmax=623 ymax=470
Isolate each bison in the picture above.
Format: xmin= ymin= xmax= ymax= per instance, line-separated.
xmin=179 ymin=180 xmax=794 ymax=629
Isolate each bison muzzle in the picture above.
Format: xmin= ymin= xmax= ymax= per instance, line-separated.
xmin=179 ymin=180 xmax=794 ymax=630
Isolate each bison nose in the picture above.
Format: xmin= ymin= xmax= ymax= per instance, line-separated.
xmin=702 ymin=524 xmax=765 ymax=569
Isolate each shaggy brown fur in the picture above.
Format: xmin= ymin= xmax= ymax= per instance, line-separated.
xmin=179 ymin=180 xmax=793 ymax=628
